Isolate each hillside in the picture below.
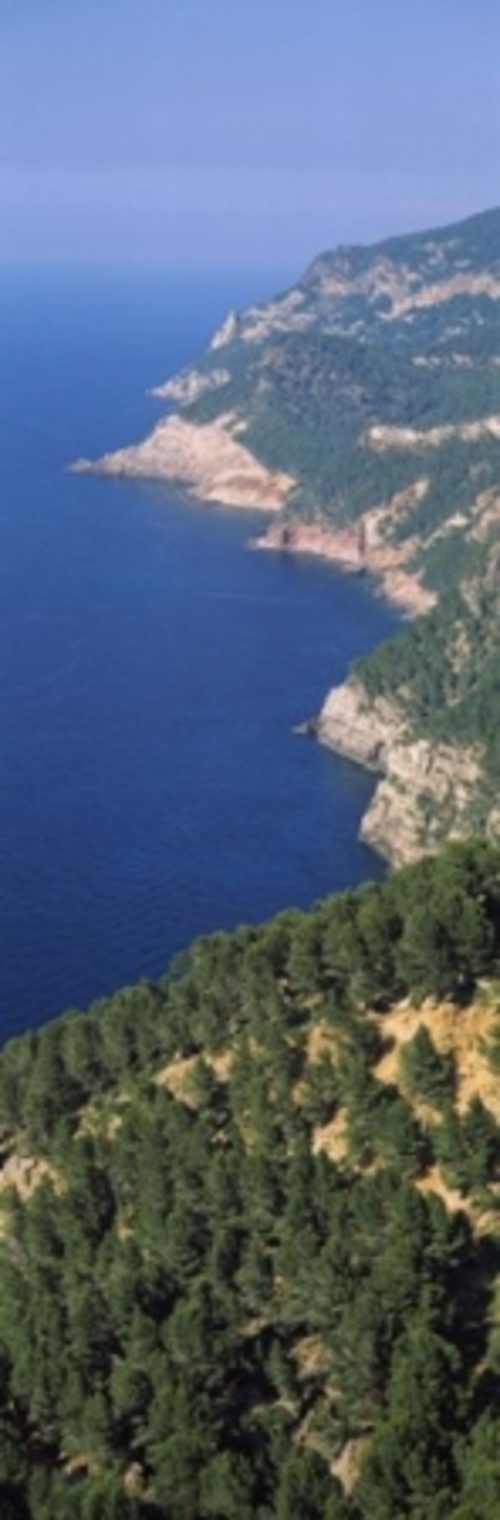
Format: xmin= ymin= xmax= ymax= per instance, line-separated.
xmin=3 ymin=841 xmax=500 ymax=1516
xmin=82 ymin=205 xmax=500 ymax=608
xmin=74 ymin=206 xmax=500 ymax=863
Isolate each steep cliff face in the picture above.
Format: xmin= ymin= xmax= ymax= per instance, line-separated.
xmin=316 ymin=678 xmax=402 ymax=771
xmin=316 ymin=678 xmax=484 ymax=865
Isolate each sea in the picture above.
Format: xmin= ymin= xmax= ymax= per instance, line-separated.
xmin=0 ymin=264 xmax=401 ymax=1041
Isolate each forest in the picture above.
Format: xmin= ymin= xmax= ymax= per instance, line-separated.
xmin=1 ymin=841 xmax=500 ymax=1515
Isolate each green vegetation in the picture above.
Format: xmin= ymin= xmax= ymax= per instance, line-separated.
xmin=1 ymin=843 xmax=500 ymax=1514
xmin=399 ymin=1026 xmax=456 ymax=1107
xmin=170 ymin=205 xmax=500 ymax=605
xmin=186 ymin=328 xmax=500 ymax=542
xmin=354 ymin=577 xmax=500 ymax=806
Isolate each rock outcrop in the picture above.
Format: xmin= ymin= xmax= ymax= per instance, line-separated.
xmin=150 ymin=368 xmax=231 ymax=405
xmin=254 ymin=516 xmax=435 ymax=615
xmin=72 ymin=414 xmax=295 ymax=512
xmin=316 ymin=678 xmax=483 ymax=866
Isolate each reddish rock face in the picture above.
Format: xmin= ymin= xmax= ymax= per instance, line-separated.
xmin=253 ymin=519 xmax=434 ymax=617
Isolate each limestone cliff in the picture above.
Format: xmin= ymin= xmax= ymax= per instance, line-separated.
xmin=316 ymin=678 xmax=484 ymax=866
xmin=72 ymin=413 xmax=295 ymax=512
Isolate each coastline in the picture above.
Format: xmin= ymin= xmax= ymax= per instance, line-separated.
xmin=66 ymin=202 xmax=500 ymax=880
xmin=71 ymin=412 xmax=295 ymax=513
xmin=72 ymin=410 xmax=433 ymax=617
xmin=313 ymin=677 xmax=485 ymax=867
xmin=252 ymin=519 xmax=435 ymax=618
xmin=71 ymin=410 xmax=437 ymax=864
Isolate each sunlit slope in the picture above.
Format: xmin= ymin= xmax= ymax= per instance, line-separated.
xmin=2 ymin=842 xmax=500 ymax=1514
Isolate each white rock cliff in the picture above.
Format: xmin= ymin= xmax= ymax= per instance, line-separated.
xmin=316 ymin=678 xmax=484 ymax=866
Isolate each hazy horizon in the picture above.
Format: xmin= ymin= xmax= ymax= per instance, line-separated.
xmin=2 ymin=0 xmax=500 ymax=272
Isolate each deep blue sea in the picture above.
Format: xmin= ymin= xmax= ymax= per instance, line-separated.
xmin=0 ymin=265 xmax=401 ymax=1040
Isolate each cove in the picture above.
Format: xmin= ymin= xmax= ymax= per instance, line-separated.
xmin=0 ymin=266 xmax=401 ymax=1038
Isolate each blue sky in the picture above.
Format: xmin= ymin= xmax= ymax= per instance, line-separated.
xmin=2 ymin=0 xmax=500 ymax=271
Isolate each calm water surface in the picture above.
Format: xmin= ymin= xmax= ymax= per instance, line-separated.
xmin=0 ymin=266 xmax=401 ymax=1038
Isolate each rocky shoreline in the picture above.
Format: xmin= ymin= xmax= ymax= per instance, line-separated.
xmin=314 ymin=677 xmax=485 ymax=866
xmin=252 ymin=519 xmax=435 ymax=618
xmin=71 ymin=413 xmax=295 ymax=513
xmin=70 ymin=413 xmax=474 ymax=868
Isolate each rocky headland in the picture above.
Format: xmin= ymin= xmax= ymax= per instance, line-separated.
xmin=72 ymin=413 xmax=295 ymax=512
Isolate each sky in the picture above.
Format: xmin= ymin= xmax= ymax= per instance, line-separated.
xmin=2 ymin=0 xmax=500 ymax=273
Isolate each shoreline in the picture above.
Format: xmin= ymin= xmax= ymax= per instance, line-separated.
xmin=71 ymin=412 xmax=437 ymax=863
xmin=313 ymin=676 xmax=486 ymax=868
xmin=251 ymin=519 xmax=435 ymax=618
xmin=72 ymin=415 xmax=434 ymax=618
xmin=70 ymin=412 xmax=295 ymax=514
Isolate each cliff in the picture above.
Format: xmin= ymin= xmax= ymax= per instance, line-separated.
xmin=72 ymin=412 xmax=295 ymax=511
xmin=253 ymin=513 xmax=436 ymax=615
xmin=316 ymin=676 xmax=489 ymax=865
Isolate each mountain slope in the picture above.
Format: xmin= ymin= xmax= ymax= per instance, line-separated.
xmin=2 ymin=841 xmax=500 ymax=1516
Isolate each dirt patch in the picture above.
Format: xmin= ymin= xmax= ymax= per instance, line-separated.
xmin=156 ymin=1048 xmax=233 ymax=1105
xmin=0 ymin=1153 xmax=61 ymax=1202
xmin=306 ymin=1025 xmax=341 ymax=1064
xmin=313 ymin=1108 xmax=349 ymax=1164
xmin=331 ymin=1436 xmax=372 ymax=1496
xmin=373 ymin=994 xmax=500 ymax=1122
